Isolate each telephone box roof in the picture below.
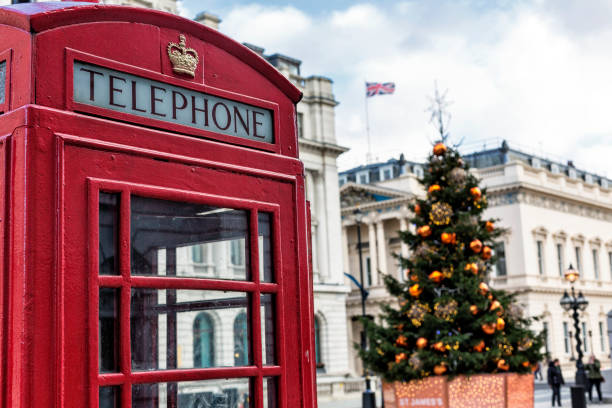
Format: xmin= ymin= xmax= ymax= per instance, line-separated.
xmin=0 ymin=1 xmax=302 ymax=103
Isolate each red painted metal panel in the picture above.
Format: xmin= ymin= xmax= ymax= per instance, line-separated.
xmin=0 ymin=25 xmax=32 ymax=112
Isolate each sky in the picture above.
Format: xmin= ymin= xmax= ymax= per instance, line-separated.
xmin=179 ymin=0 xmax=612 ymax=175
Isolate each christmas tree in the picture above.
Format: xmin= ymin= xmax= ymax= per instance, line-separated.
xmin=360 ymin=139 xmax=544 ymax=381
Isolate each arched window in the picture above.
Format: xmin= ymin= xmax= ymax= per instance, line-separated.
xmin=314 ymin=316 xmax=323 ymax=369
xmin=193 ymin=313 xmax=214 ymax=368
xmin=234 ymin=312 xmax=249 ymax=365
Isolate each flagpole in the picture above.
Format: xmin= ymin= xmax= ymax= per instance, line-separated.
xmin=364 ymin=82 xmax=372 ymax=164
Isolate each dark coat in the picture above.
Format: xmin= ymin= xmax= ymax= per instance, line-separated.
xmin=548 ymin=363 xmax=565 ymax=386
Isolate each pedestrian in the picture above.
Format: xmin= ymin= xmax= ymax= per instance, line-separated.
xmin=585 ymin=355 xmax=605 ymax=403
xmin=534 ymin=360 xmax=543 ymax=381
xmin=547 ymin=358 xmax=565 ymax=407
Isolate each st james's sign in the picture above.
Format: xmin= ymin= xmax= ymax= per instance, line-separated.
xmin=73 ymin=60 xmax=274 ymax=144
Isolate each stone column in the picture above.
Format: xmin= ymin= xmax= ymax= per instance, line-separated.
xmin=376 ymin=220 xmax=387 ymax=285
xmin=399 ymin=217 xmax=409 ymax=255
xmin=315 ymin=173 xmax=329 ymax=280
xmin=367 ymin=220 xmax=378 ymax=286
xmin=341 ymin=225 xmax=350 ymax=279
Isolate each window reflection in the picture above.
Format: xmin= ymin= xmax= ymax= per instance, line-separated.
xmin=131 ymin=289 xmax=249 ymax=371
xmin=233 ymin=312 xmax=249 ymax=366
xmin=132 ymin=378 xmax=251 ymax=408
xmin=130 ymin=196 xmax=249 ymax=280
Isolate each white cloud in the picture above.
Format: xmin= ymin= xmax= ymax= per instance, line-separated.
xmin=184 ymin=1 xmax=612 ymax=176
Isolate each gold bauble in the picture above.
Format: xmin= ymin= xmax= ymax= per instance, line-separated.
xmin=429 ymin=202 xmax=453 ymax=226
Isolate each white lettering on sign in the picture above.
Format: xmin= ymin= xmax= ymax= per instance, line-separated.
xmin=0 ymin=61 xmax=6 ymax=106
xmin=397 ymin=397 xmax=444 ymax=407
xmin=73 ymin=61 xmax=274 ymax=144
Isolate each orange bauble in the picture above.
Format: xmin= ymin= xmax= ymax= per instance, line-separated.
xmin=396 ymin=335 xmax=408 ymax=346
xmin=470 ymin=187 xmax=482 ymax=199
xmin=470 ymin=239 xmax=483 ymax=253
xmin=416 ymin=338 xmax=428 ymax=349
xmin=473 ymin=340 xmax=485 ymax=352
xmin=395 ymin=353 xmax=407 ymax=363
xmin=496 ymin=317 xmax=506 ymax=331
xmin=433 ymin=142 xmax=447 ymax=156
xmin=465 ymin=262 xmax=479 ymax=275
xmin=490 ymin=300 xmax=502 ymax=312
xmin=478 ymin=282 xmax=489 ymax=295
xmin=417 ymin=225 xmax=432 ymax=237
xmin=469 ymin=305 xmax=479 ymax=315
xmin=429 ymin=270 xmax=444 ymax=283
xmin=522 ymin=360 xmax=531 ymax=368
xmin=414 ymin=204 xmax=421 ymax=215
xmin=481 ymin=246 xmax=492 ymax=260
xmin=482 ymin=322 xmax=496 ymax=335
xmin=433 ymin=364 xmax=448 ymax=375
xmin=485 ymin=221 xmax=495 ymax=232
xmin=497 ymin=359 xmax=510 ymax=371
xmin=432 ymin=341 xmax=446 ymax=352
xmin=410 ymin=274 xmax=419 ymax=282
xmin=409 ymin=284 xmax=423 ymax=297
xmin=428 ymin=184 xmax=441 ymax=194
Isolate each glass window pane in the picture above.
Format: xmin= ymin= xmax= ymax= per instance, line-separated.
xmin=99 ymin=288 xmax=119 ymax=373
xmin=131 ymin=288 xmax=250 ymax=370
xmin=99 ymin=192 xmax=119 ymax=275
xmin=261 ymin=294 xmax=276 ymax=365
xmin=132 ymin=378 xmax=251 ymax=408
xmin=131 ymin=196 xmax=249 ymax=280
xmin=99 ymin=386 xmax=120 ymax=408
xmin=263 ymin=377 xmax=278 ymax=408
xmin=258 ymin=212 xmax=274 ymax=282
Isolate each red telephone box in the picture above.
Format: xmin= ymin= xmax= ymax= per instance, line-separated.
xmin=0 ymin=3 xmax=316 ymax=407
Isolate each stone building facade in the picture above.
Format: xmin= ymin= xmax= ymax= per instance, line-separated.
xmin=339 ymin=141 xmax=612 ymax=377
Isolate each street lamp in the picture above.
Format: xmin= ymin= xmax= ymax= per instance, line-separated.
xmin=560 ymin=263 xmax=588 ymax=407
xmin=354 ymin=209 xmax=376 ymax=408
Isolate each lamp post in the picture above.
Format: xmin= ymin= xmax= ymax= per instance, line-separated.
xmin=354 ymin=209 xmax=376 ymax=408
xmin=560 ymin=264 xmax=588 ymax=408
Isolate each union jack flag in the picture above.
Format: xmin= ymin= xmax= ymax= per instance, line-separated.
xmin=366 ymin=82 xmax=395 ymax=97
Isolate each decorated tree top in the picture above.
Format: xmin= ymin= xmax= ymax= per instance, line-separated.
xmin=360 ymin=141 xmax=544 ymax=381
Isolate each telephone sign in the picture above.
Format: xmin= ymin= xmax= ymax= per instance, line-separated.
xmin=73 ymin=61 xmax=275 ymax=144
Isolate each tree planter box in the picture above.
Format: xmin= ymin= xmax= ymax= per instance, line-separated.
xmin=382 ymin=373 xmax=534 ymax=408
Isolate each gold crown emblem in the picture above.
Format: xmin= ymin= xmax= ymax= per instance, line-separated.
xmin=167 ymin=34 xmax=199 ymax=77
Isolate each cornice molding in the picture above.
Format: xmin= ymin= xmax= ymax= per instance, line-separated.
xmin=298 ymin=138 xmax=349 ymax=156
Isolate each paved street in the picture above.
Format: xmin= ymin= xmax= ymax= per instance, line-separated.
xmin=318 ymin=387 xmax=612 ymax=408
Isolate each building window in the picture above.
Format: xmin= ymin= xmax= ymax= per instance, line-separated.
xmin=297 ymin=112 xmax=304 ymax=139
xmin=575 ymin=246 xmax=582 ymax=273
xmin=563 ymin=322 xmax=570 ymax=353
xmin=593 ymin=249 xmax=600 ymax=279
xmin=314 ymin=316 xmax=324 ymax=370
xmin=193 ymin=313 xmax=215 ymax=368
xmin=556 ymin=244 xmax=564 ymax=276
xmin=366 ymin=257 xmax=372 ymax=287
xmin=543 ymin=322 xmax=549 ymax=353
xmin=495 ymin=242 xmax=507 ymax=277
xmin=359 ymin=174 xmax=367 ymax=184
xmin=383 ymin=168 xmax=391 ymax=180
xmin=582 ymin=322 xmax=588 ymax=353
xmin=537 ymin=240 xmax=545 ymax=275
xmin=233 ymin=312 xmax=249 ymax=366
xmin=600 ymin=322 xmax=606 ymax=352
xmin=231 ymin=239 xmax=244 ymax=266
xmin=192 ymin=244 xmax=204 ymax=263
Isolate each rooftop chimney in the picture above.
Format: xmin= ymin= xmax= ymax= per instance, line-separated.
xmin=195 ymin=11 xmax=221 ymax=30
